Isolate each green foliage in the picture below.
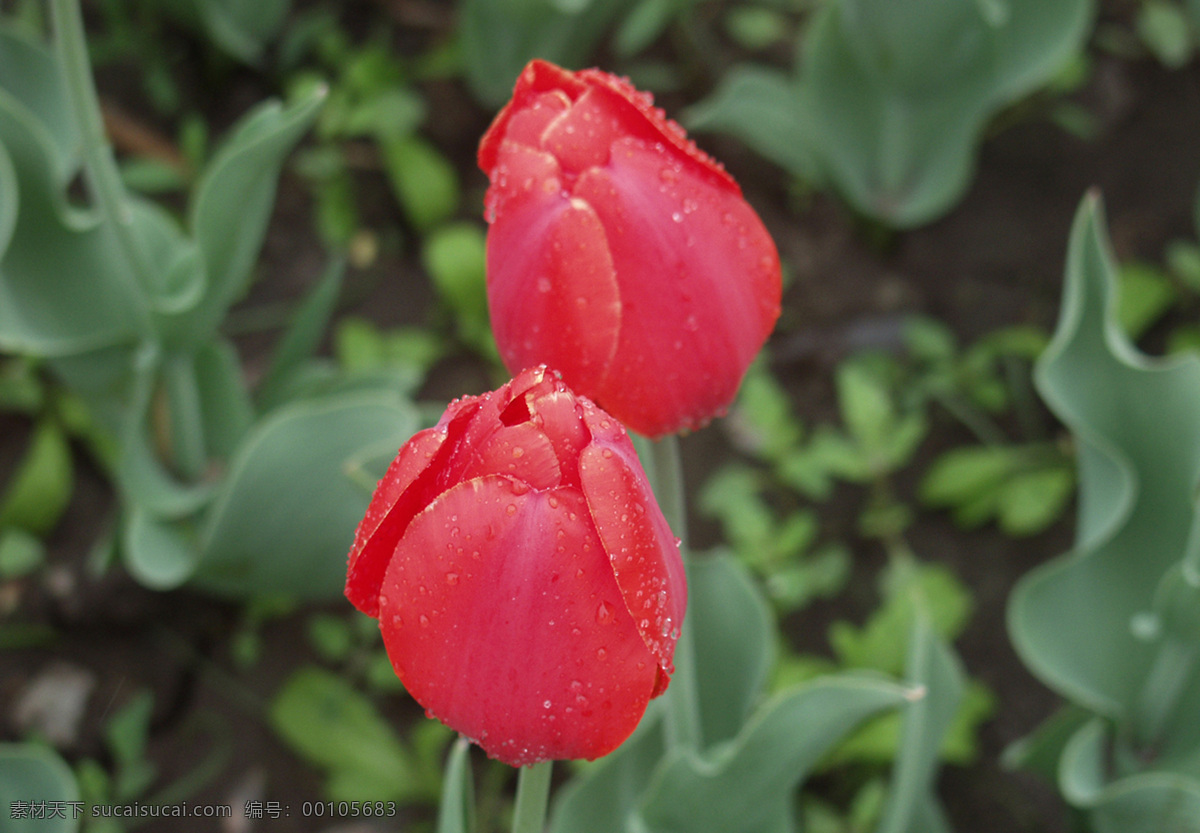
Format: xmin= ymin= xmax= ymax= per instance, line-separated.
xmin=688 ymin=0 xmax=1095 ymax=227
xmin=0 ymin=743 xmax=81 ymax=833
xmin=459 ymin=0 xmax=635 ymax=106
xmin=547 ymin=550 xmax=972 ymax=833
xmin=1008 ymin=194 xmax=1200 ymax=832
xmin=269 ymin=666 xmax=447 ymax=803
xmin=920 ymin=443 xmax=1074 ymax=536
xmin=0 ymin=14 xmax=442 ymax=601
xmin=288 ymin=28 xmax=459 ymax=250
xmin=1135 ymin=0 xmax=1197 ymax=68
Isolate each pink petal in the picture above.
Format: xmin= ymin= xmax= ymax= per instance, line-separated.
xmin=486 ymin=144 xmax=621 ymax=396
xmin=579 ymin=401 xmax=686 ymax=677
xmin=345 ymin=424 xmax=453 ymax=617
xmin=378 ymin=476 xmax=659 ymax=767
xmin=572 ymin=136 xmax=781 ymax=436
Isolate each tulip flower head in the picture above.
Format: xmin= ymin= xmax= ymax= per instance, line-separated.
xmin=345 ymin=367 xmax=686 ymax=767
xmin=479 ymin=60 xmax=782 ymax=438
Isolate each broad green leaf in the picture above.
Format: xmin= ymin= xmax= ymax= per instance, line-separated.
xmin=269 ymin=667 xmax=432 ymax=803
xmin=0 ymin=31 xmax=142 ymax=355
xmin=436 ymin=738 xmax=476 ymax=833
xmin=459 ymin=0 xmax=634 ymax=106
xmin=0 ymin=743 xmax=80 ymax=833
xmin=1059 ymin=718 xmax=1200 ymax=833
xmin=114 ymin=356 xmax=216 ymax=521
xmin=0 ymin=419 xmax=72 ymax=534
xmin=1012 ymin=194 xmax=1200 ymax=717
xmin=192 ymin=338 xmax=254 ymax=460
xmin=690 ymin=552 xmax=774 ymax=748
xmin=1000 ymin=704 xmax=1092 ymax=783
xmin=196 ymin=390 xmax=418 ymax=599
xmin=170 ymin=87 xmax=325 ymax=348
xmin=548 ymin=706 xmax=667 ymax=833
xmin=684 ymin=65 xmax=818 ymax=185
xmin=634 ymin=677 xmax=912 ymax=833
xmin=690 ymin=0 xmax=1093 ymax=227
xmin=122 ymin=506 xmax=200 ymax=590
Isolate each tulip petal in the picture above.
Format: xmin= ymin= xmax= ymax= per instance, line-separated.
xmin=459 ymin=422 xmax=561 ymax=491
xmin=486 ymin=144 xmax=621 ymax=395
xmin=526 ymin=389 xmax=589 ymax=489
xmin=345 ymin=425 xmax=450 ymax=617
xmin=573 ymin=137 xmax=781 ymax=435
xmin=579 ymin=402 xmax=686 ymax=676
xmin=378 ymin=475 xmax=659 ymax=767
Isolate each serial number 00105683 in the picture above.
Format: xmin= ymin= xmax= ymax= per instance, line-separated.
xmin=300 ymin=802 xmax=398 ymax=818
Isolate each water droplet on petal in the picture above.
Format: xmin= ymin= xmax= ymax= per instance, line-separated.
xmin=419 ymin=614 xmax=430 ymax=628
xmin=596 ymin=601 xmax=614 ymax=624
xmin=446 ymin=572 xmax=459 ymax=585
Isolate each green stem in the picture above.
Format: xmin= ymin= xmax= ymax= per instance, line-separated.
xmin=510 ymin=761 xmax=552 ymax=833
xmin=50 ymin=0 xmax=154 ymax=328
xmin=648 ymin=435 xmax=702 ymax=752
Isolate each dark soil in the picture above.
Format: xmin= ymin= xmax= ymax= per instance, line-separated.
xmin=4 ymin=9 xmax=1200 ymax=832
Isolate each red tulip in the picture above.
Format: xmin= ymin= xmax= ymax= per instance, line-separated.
xmin=478 ymin=59 xmax=782 ymax=438
xmin=345 ymin=366 xmax=686 ymax=767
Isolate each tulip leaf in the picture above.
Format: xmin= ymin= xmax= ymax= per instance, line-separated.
xmin=633 ymin=676 xmax=912 ymax=833
xmin=1058 ymin=718 xmax=1200 ymax=833
xmin=1012 ymin=193 xmax=1200 ymax=715
xmin=169 ymin=87 xmax=325 ymax=347
xmin=690 ymin=552 xmax=774 ymax=748
xmin=0 ymin=30 xmax=142 ymax=355
xmin=689 ymin=0 xmax=1093 ymax=227
xmin=0 ymin=743 xmax=80 ymax=833
xmin=196 ymin=390 xmax=419 ymax=599
xmin=459 ymin=0 xmax=634 ymax=106
xmin=122 ymin=506 xmax=200 ymax=591
xmin=547 ymin=709 xmax=667 ymax=833
xmin=192 ymin=337 xmax=254 ymax=460
xmin=1010 ymin=194 xmax=1200 ymax=828
xmin=683 ymin=66 xmax=817 ymax=182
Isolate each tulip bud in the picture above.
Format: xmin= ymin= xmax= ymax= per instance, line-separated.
xmin=345 ymin=367 xmax=686 ymax=767
xmin=478 ymin=59 xmax=782 ymax=438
